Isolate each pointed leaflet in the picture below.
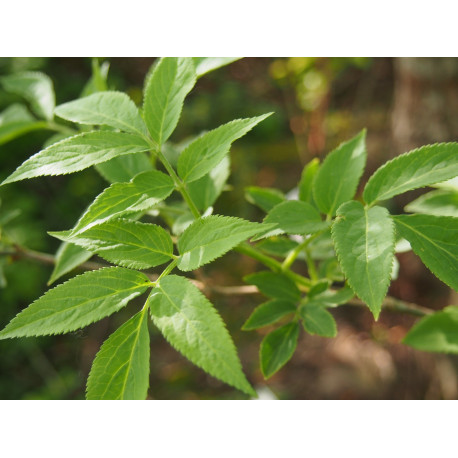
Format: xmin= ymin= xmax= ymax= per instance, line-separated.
xmin=1 ymin=72 xmax=55 ymax=120
xmin=178 ymin=114 xmax=271 ymax=184
xmin=301 ymin=306 xmax=337 ymax=337
xmin=0 ymin=267 xmax=150 ymax=339
xmin=86 ymin=310 xmax=150 ymax=400
xmin=243 ymin=271 xmax=301 ymax=302
xmin=95 ymin=153 xmax=153 ymax=184
xmin=54 ymin=91 xmax=148 ymax=138
xmin=1 ymin=131 xmax=151 ymax=185
xmin=363 ymin=142 xmax=458 ymax=205
xmin=403 ymin=306 xmax=458 ymax=354
xmin=48 ymin=242 xmax=92 ymax=285
xmin=243 ymin=300 xmax=296 ymax=330
xmin=192 ymin=57 xmax=241 ymax=78
xmin=245 ymin=186 xmax=286 ymax=213
xmin=50 ymin=219 xmax=174 ymax=270
xmin=177 ymin=215 xmax=264 ymax=271
xmin=148 ymin=275 xmax=255 ymax=396
xmin=393 ymin=214 xmax=458 ymax=290
xmin=313 ymin=130 xmax=367 ymax=216
xmin=69 ymin=170 xmax=174 ymax=234
xmin=254 ymin=200 xmax=328 ymax=239
xmin=332 ymin=201 xmax=395 ymax=319
xmin=260 ymin=322 xmax=299 ymax=378
xmin=299 ymin=158 xmax=320 ymax=204
xmin=405 ymin=190 xmax=458 ymax=218
xmin=143 ymin=57 xmax=196 ymax=146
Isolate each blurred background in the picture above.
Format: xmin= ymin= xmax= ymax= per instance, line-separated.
xmin=0 ymin=57 xmax=457 ymax=400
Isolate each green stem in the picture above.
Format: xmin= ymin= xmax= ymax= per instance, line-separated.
xmin=304 ymin=249 xmax=318 ymax=282
xmin=154 ymin=258 xmax=178 ymax=285
xmin=281 ymin=230 xmax=324 ymax=271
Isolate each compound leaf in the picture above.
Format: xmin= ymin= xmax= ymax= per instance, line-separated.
xmin=0 ymin=267 xmax=150 ymax=339
xmin=393 ymin=214 xmax=458 ymax=290
xmin=148 ymin=275 xmax=255 ymax=396
xmin=260 ymin=322 xmax=299 ymax=378
xmin=86 ymin=310 xmax=150 ymax=400
xmin=313 ymin=129 xmax=367 ymax=216
xmin=363 ymin=142 xmax=458 ymax=205
xmin=332 ymin=201 xmax=395 ymax=319
xmin=1 ymin=131 xmax=151 ymax=185
xmin=242 ymin=300 xmax=296 ymax=330
xmin=50 ymin=219 xmax=174 ymax=270
xmin=177 ymin=215 xmax=264 ymax=271
xmin=243 ymin=271 xmax=301 ymax=302
xmin=143 ymin=57 xmax=196 ymax=146
xmin=403 ymin=306 xmax=458 ymax=353
xmin=70 ymin=170 xmax=174 ymax=234
xmin=48 ymin=242 xmax=92 ymax=285
xmin=301 ymin=305 xmax=337 ymax=337
xmin=55 ymin=91 xmax=148 ymax=138
xmin=405 ymin=190 xmax=458 ymax=218
xmin=177 ymin=114 xmax=271 ymax=183
xmin=1 ymin=72 xmax=55 ymax=120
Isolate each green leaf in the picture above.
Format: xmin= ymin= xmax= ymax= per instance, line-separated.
xmin=148 ymin=275 xmax=254 ymax=396
xmin=393 ymin=214 xmax=458 ymax=290
xmin=187 ymin=156 xmax=230 ymax=211
xmin=260 ymin=322 xmax=299 ymax=378
xmin=86 ymin=310 xmax=150 ymax=400
xmin=313 ymin=130 xmax=367 ymax=216
xmin=55 ymin=91 xmax=148 ymax=138
xmin=433 ymin=177 xmax=458 ymax=191
xmin=177 ymin=114 xmax=272 ymax=183
xmin=95 ymin=152 xmax=153 ymax=183
xmin=50 ymin=219 xmax=174 ymax=270
xmin=177 ymin=215 xmax=264 ymax=271
xmin=245 ymin=186 xmax=286 ymax=213
xmin=1 ymin=131 xmax=151 ymax=185
xmin=306 ymin=285 xmax=354 ymax=308
xmin=255 ymin=200 xmax=328 ymax=239
xmin=405 ymin=190 xmax=458 ymax=218
xmin=243 ymin=271 xmax=301 ymax=302
xmin=48 ymin=242 xmax=92 ymax=285
xmin=0 ymin=267 xmax=150 ymax=339
xmin=143 ymin=57 xmax=196 ymax=146
xmin=242 ymin=300 xmax=296 ymax=330
xmin=1 ymin=72 xmax=55 ymax=120
xmin=403 ymin=306 xmax=458 ymax=353
xmin=192 ymin=57 xmax=241 ymax=78
xmin=81 ymin=59 xmax=110 ymax=97
xmin=301 ymin=306 xmax=337 ymax=337
xmin=0 ymin=104 xmax=47 ymax=145
xmin=363 ymin=142 xmax=458 ymax=205
xmin=299 ymin=158 xmax=320 ymax=204
xmin=332 ymin=201 xmax=395 ymax=319
xmin=256 ymin=237 xmax=299 ymax=258
xmin=70 ymin=170 xmax=174 ymax=234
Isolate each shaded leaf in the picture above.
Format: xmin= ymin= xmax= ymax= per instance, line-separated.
xmin=48 ymin=242 xmax=92 ymax=285
xmin=243 ymin=271 xmax=301 ymax=302
xmin=301 ymin=306 xmax=337 ymax=337
xmin=245 ymin=186 xmax=286 ymax=213
xmin=243 ymin=300 xmax=296 ymax=330
xmin=95 ymin=152 xmax=153 ymax=183
xmin=299 ymin=158 xmax=320 ymax=204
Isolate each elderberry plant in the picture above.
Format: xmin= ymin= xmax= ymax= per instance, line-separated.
xmin=0 ymin=57 xmax=457 ymax=399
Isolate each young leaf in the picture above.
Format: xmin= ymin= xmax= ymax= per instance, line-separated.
xmin=177 ymin=114 xmax=272 ymax=183
xmin=242 ymin=300 xmax=296 ymax=330
xmin=148 ymin=275 xmax=255 ymax=396
xmin=54 ymin=91 xmax=148 ymax=138
xmin=245 ymin=186 xmax=286 ymax=213
xmin=1 ymin=72 xmax=55 ymax=120
xmin=363 ymin=142 xmax=458 ymax=205
xmin=243 ymin=271 xmax=301 ymax=302
xmin=48 ymin=242 xmax=92 ymax=285
xmin=95 ymin=152 xmax=153 ymax=183
xmin=143 ymin=57 xmax=196 ymax=146
xmin=332 ymin=201 xmax=395 ymax=319
xmin=301 ymin=306 xmax=337 ymax=337
xmin=0 ymin=267 xmax=150 ymax=339
xmin=299 ymin=158 xmax=320 ymax=204
xmin=260 ymin=322 xmax=299 ymax=378
xmin=404 ymin=190 xmax=458 ymax=218
xmin=393 ymin=214 xmax=458 ymax=290
xmin=255 ymin=200 xmax=328 ymax=239
xmin=177 ymin=215 xmax=264 ymax=271
xmin=403 ymin=306 xmax=458 ymax=353
xmin=70 ymin=170 xmax=174 ymax=234
xmin=192 ymin=57 xmax=241 ymax=78
xmin=1 ymin=131 xmax=151 ymax=185
xmin=50 ymin=219 xmax=174 ymax=270
xmin=313 ymin=130 xmax=367 ymax=216
xmin=86 ymin=310 xmax=150 ymax=400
